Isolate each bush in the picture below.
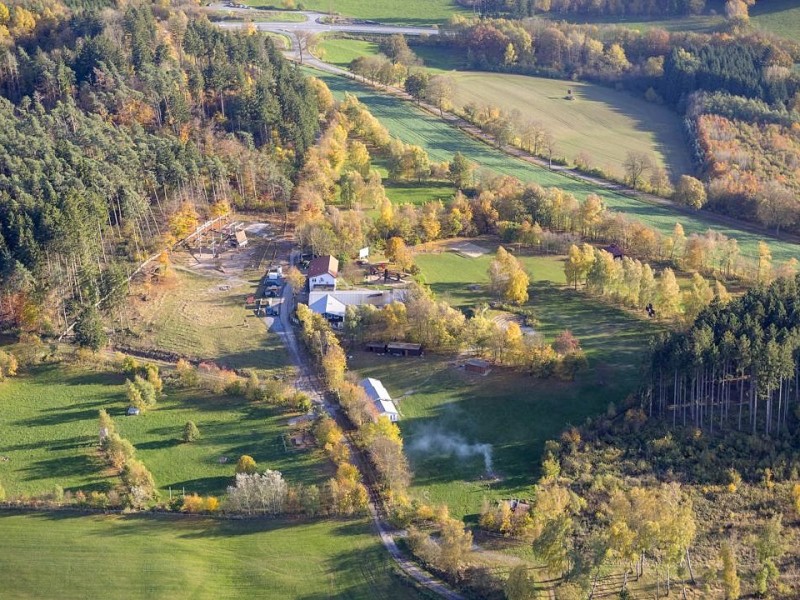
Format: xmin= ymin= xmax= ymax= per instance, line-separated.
xmin=0 ymin=350 xmax=19 ymax=381
xmin=183 ymin=421 xmax=201 ymax=443
xmin=235 ymin=455 xmax=258 ymax=474
xmin=175 ymin=359 xmax=198 ymax=387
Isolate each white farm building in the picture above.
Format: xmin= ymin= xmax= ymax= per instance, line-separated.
xmin=359 ymin=377 xmax=400 ymax=422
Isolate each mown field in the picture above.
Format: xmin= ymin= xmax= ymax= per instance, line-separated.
xmin=244 ymin=0 xmax=463 ymax=25
xmin=0 ymin=362 xmax=328 ymax=498
xmin=309 ymin=67 xmax=800 ymax=263
xmin=449 ymin=71 xmax=692 ymax=178
xmin=318 ymin=38 xmax=691 ymax=178
xmin=0 ymin=512 xmax=425 ymax=600
xmin=350 ymin=250 xmax=656 ymax=519
xmin=121 ymin=259 xmax=289 ymax=376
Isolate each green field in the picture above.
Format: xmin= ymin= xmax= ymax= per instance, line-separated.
xmin=245 ymin=0 xmax=463 ymax=25
xmin=0 ymin=512 xmax=425 ymax=600
xmin=209 ymin=9 xmax=306 ymax=22
xmin=449 ymin=71 xmax=692 ymax=179
xmin=752 ymin=0 xmax=800 ymax=41
xmin=350 ymin=251 xmax=655 ymax=518
xmin=308 ymin=67 xmax=800 ymax=263
xmin=0 ymin=362 xmax=328 ymax=497
xmin=318 ymin=38 xmax=691 ymax=178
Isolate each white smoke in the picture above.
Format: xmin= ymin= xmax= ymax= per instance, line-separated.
xmin=408 ymin=429 xmax=493 ymax=474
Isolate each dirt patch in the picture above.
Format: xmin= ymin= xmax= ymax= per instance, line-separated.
xmin=449 ymin=240 xmax=489 ymax=258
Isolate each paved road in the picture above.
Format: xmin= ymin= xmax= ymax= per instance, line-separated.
xmin=209 ymin=5 xmax=439 ymax=36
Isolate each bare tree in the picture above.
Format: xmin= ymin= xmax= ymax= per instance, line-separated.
xmin=295 ymin=31 xmax=318 ymax=65
xmin=424 ymin=75 xmax=454 ymax=116
xmin=623 ymin=151 xmax=652 ymax=189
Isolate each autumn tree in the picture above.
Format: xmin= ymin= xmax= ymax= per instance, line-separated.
xmin=285 ymin=266 xmax=306 ymax=295
xmin=235 ymin=455 xmax=258 ymax=475
xmin=425 ymin=75 xmax=454 ymax=116
xmin=404 ymin=71 xmax=429 ymax=103
xmin=385 ymin=237 xmax=413 ymax=271
xmin=505 ymin=565 xmax=537 ymax=600
xmin=183 ymin=421 xmax=201 ymax=442
xmin=720 ymin=541 xmax=741 ymax=600
xmin=489 ymin=246 xmax=529 ymax=305
xmin=449 ymin=152 xmax=475 ymax=190
xmin=675 ymin=175 xmax=707 ymax=209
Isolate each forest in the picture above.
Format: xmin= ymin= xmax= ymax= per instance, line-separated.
xmin=0 ymin=1 xmax=318 ymax=334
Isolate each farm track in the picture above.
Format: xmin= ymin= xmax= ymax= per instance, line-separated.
xmin=269 ymin=262 xmax=465 ymax=600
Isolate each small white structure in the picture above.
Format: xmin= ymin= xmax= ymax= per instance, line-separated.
xmin=360 ymin=377 xmax=400 ymax=422
xmin=307 ymin=289 xmax=407 ymax=327
xmin=307 ymin=255 xmax=338 ymax=290
xmin=267 ymin=266 xmax=283 ymax=280
xmin=233 ymin=230 xmax=248 ymax=248
xmin=126 ymin=406 xmax=141 ymax=416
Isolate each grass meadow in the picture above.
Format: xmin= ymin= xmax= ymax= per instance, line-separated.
xmin=309 ymin=67 xmax=800 ymax=263
xmin=0 ymin=512 xmax=426 ymax=600
xmin=318 ymin=38 xmax=692 ymax=178
xmin=0 ymin=362 xmax=329 ymax=498
xmin=349 ymin=250 xmax=657 ymax=519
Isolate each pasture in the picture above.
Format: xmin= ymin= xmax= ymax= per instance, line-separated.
xmin=244 ymin=0 xmax=463 ymax=25
xmin=0 ymin=512 xmax=425 ymax=600
xmin=0 ymin=362 xmax=328 ymax=498
xmin=449 ymin=71 xmax=692 ymax=179
xmin=308 ymin=67 xmax=800 ymax=263
xmin=318 ymin=38 xmax=691 ymax=177
xmin=752 ymin=0 xmax=800 ymax=41
xmin=350 ymin=250 xmax=656 ymax=518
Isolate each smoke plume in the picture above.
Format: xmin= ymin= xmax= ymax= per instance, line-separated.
xmin=408 ymin=429 xmax=493 ymax=474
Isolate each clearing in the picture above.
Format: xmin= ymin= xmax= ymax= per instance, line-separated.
xmin=0 ymin=512 xmax=426 ymax=600
xmin=350 ymin=250 xmax=656 ymax=518
xmin=0 ymin=362 xmax=328 ymax=498
xmin=309 ymin=67 xmax=800 ymax=262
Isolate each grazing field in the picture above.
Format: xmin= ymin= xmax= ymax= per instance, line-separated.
xmin=244 ymin=0 xmax=463 ymax=25
xmin=121 ymin=260 xmax=288 ymax=376
xmin=449 ymin=71 xmax=692 ymax=179
xmin=372 ymin=160 xmax=456 ymax=206
xmin=350 ymin=251 xmax=656 ymax=518
xmin=540 ymin=11 xmax=723 ymax=32
xmin=0 ymin=512 xmax=425 ymax=600
xmin=752 ymin=0 xmax=800 ymax=41
xmin=309 ymin=68 xmax=800 ymax=262
xmin=318 ymin=39 xmax=691 ymax=177
xmin=0 ymin=362 xmax=328 ymax=498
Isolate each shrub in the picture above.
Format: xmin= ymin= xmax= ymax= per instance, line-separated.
xmin=235 ymin=455 xmax=258 ymax=474
xmin=182 ymin=421 xmax=201 ymax=443
xmin=0 ymin=350 xmax=19 ymax=380
xmin=182 ymin=493 xmax=205 ymax=513
xmin=175 ymin=359 xmax=198 ymax=387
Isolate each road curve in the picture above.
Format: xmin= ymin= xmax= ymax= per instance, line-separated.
xmin=208 ymin=5 xmax=439 ymax=36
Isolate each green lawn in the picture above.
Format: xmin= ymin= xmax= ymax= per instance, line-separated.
xmin=372 ymin=160 xmax=456 ymax=206
xmin=245 ymin=0 xmax=464 ymax=25
xmin=350 ymin=251 xmax=656 ymax=519
xmin=539 ymin=11 xmax=723 ymax=32
xmin=0 ymin=512 xmax=426 ymax=600
xmin=208 ymin=9 xmax=306 ymax=22
xmin=0 ymin=363 xmax=329 ymax=498
xmin=307 ymin=67 xmax=800 ymax=263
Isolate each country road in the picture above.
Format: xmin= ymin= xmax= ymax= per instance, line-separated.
xmin=208 ymin=4 xmax=439 ymax=36
xmin=265 ymin=276 xmax=465 ymax=600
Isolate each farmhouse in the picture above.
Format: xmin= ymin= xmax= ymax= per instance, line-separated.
xmin=359 ymin=377 xmax=400 ymax=422
xmin=307 ymin=255 xmax=338 ymax=290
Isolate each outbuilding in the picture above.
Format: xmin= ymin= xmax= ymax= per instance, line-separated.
xmin=309 ymin=293 xmax=346 ymax=328
xmin=365 ymin=342 xmax=423 ymax=357
xmin=359 ymin=377 xmax=400 ymax=422
xmin=233 ymin=230 xmax=248 ymax=248
xmin=465 ymin=358 xmax=491 ymax=375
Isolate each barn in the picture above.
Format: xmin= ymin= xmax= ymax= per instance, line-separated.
xmin=359 ymin=377 xmax=400 ymax=422
xmin=365 ymin=342 xmax=423 ymax=357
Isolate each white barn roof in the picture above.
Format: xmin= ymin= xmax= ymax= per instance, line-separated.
xmin=309 ymin=294 xmax=346 ymax=318
xmin=359 ymin=377 xmax=399 ymax=419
